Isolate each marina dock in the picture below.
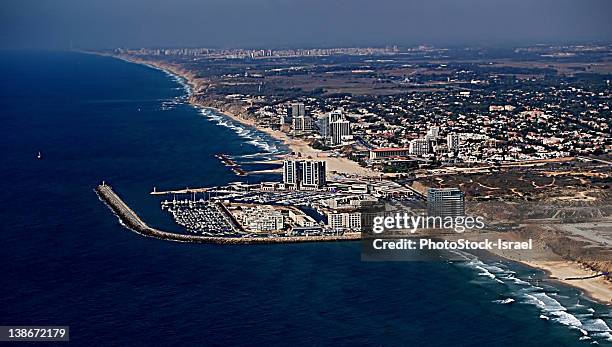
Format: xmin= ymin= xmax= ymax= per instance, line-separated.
xmin=96 ymin=183 xmax=360 ymax=244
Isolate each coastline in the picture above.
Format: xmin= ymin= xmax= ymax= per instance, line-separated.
xmin=491 ymin=245 xmax=611 ymax=305
xmin=98 ymin=52 xmax=610 ymax=306
xmin=112 ymin=53 xmax=377 ymax=177
xmin=523 ymin=260 xmax=611 ymax=305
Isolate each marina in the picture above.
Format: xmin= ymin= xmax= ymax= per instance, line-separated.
xmin=163 ymin=200 xmax=241 ymax=235
xmin=96 ymin=182 xmax=360 ymax=244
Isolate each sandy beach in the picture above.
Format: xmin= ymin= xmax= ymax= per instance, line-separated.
xmin=524 ymin=260 xmax=612 ymax=304
xmin=492 ymin=242 xmax=612 ymax=304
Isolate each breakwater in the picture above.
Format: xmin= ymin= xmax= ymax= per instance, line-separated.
xmin=96 ymin=183 xmax=360 ymax=244
xmin=215 ymin=153 xmax=247 ymax=176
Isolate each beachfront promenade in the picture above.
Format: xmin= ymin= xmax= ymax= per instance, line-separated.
xmin=96 ymin=183 xmax=361 ymax=244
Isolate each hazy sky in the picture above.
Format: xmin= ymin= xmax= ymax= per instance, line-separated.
xmin=1 ymin=0 xmax=611 ymax=49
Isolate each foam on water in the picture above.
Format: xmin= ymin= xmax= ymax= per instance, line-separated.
xmin=511 ymin=276 xmax=531 ymax=286
xmin=156 ymin=66 xmax=192 ymax=97
xmin=198 ymin=108 xmax=281 ymax=155
xmin=452 ymin=251 xmax=612 ymax=343
xmin=525 ymin=292 xmax=567 ymax=312
xmin=582 ymin=318 xmax=612 ymax=333
xmin=459 ymin=255 xmax=509 ymax=285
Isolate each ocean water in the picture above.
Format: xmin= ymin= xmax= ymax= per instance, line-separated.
xmin=0 ymin=51 xmax=610 ymax=346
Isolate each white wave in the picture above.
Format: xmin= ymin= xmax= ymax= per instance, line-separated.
xmin=582 ymin=318 xmax=612 ymax=333
xmin=450 ymin=252 xmax=512 ymax=286
xmin=197 ymin=108 xmax=281 ymax=154
xmin=525 ymin=292 xmax=567 ymax=313
xmin=511 ymin=277 xmax=531 ymax=286
xmin=592 ymin=331 xmax=612 ymax=342
xmin=474 ymin=264 xmax=496 ymax=279
xmin=163 ymin=70 xmax=191 ymax=96
xmin=140 ymin=62 xmax=192 ymax=96
xmin=521 ymin=291 xmax=612 ymax=342
xmin=524 ymin=292 xmax=612 ymax=336
xmin=483 ymin=264 xmax=514 ymax=274
xmin=553 ymin=311 xmax=584 ymax=330
xmin=461 ymin=260 xmax=504 ymax=284
xmin=448 ymin=251 xmax=612 ymax=343
xmin=234 ymin=152 xmax=279 ymax=159
xmin=224 ymin=115 xmax=278 ymax=154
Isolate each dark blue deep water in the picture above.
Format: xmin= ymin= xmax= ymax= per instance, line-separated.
xmin=1 ymin=51 xmax=610 ymax=346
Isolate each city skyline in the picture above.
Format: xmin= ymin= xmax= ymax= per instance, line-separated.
xmin=1 ymin=0 xmax=612 ymax=49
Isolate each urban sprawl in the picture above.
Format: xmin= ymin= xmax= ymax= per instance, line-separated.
xmin=106 ymin=45 xmax=610 ymax=253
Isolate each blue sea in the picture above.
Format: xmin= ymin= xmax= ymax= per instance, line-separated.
xmin=1 ymin=51 xmax=610 ymax=346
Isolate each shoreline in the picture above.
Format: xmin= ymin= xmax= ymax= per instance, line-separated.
xmin=113 ymin=53 xmax=377 ymax=177
xmin=491 ymin=244 xmax=611 ymax=305
xmin=98 ymin=52 xmax=611 ymax=306
xmin=521 ymin=260 xmax=611 ymax=305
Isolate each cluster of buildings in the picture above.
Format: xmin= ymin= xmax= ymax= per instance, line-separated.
xmin=120 ymin=44 xmax=610 ymax=173
xmin=249 ymin=77 xmax=608 ymax=173
xmin=281 ymin=85 xmax=607 ymax=167
xmin=163 ymin=151 xmax=469 ymax=235
xmin=230 ymin=204 xmax=318 ymax=234
xmin=237 ymin=158 xmax=466 ymax=233
xmin=367 ymin=126 xmax=462 ymax=169
xmin=239 ymin=60 xmax=609 ymax=169
xmin=141 ymin=45 xmax=609 ymax=237
xmin=281 ymin=103 xmax=353 ymax=146
xmin=232 ymin=204 xmax=285 ymax=232
xmin=115 ymin=46 xmax=401 ymax=60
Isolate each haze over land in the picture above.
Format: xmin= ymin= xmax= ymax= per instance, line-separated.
xmin=1 ymin=0 xmax=612 ymax=49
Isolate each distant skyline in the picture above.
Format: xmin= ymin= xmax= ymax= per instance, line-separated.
xmin=1 ymin=0 xmax=611 ymax=49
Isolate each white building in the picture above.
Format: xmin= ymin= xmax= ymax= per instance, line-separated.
xmin=292 ymin=116 xmax=315 ymax=133
xmin=318 ymin=109 xmax=351 ymax=146
xmin=328 ymin=212 xmax=362 ymax=231
xmin=409 ymin=138 xmax=431 ymax=156
xmin=300 ymin=160 xmax=326 ymax=189
xmin=330 ymin=119 xmax=351 ymax=146
xmin=447 ymin=133 xmax=460 ymax=151
xmin=283 ymin=159 xmax=327 ymax=190
xmin=283 ymin=160 xmax=300 ymax=189
xmin=234 ymin=206 xmax=285 ymax=232
xmin=328 ymin=109 xmax=344 ymax=123
xmin=427 ymin=126 xmax=440 ymax=138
